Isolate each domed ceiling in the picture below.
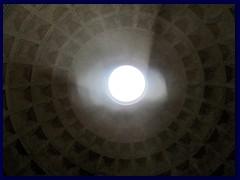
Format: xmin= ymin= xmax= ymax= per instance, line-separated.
xmin=3 ymin=4 xmax=235 ymax=176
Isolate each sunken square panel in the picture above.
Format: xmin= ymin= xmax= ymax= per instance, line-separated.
xmin=151 ymin=18 xmax=169 ymax=35
xmin=82 ymin=150 xmax=101 ymax=170
xmin=3 ymin=90 xmax=8 ymax=111
xmin=218 ymin=39 xmax=235 ymax=61
xmin=197 ymin=45 xmax=222 ymax=65
xmin=205 ymin=128 xmax=234 ymax=158
xmin=78 ymin=129 xmax=95 ymax=146
xmin=37 ymin=143 xmax=62 ymax=170
xmin=22 ymin=126 xmax=48 ymax=152
xmin=24 ymin=16 xmax=51 ymax=40
xmin=163 ymin=27 xmax=182 ymax=45
xmin=14 ymin=39 xmax=39 ymax=62
xmin=150 ymin=151 xmax=171 ymax=173
xmin=59 ymin=14 xmax=81 ymax=35
xmin=174 ymin=39 xmax=194 ymax=57
xmin=16 ymin=160 xmax=46 ymax=175
xmin=192 ymin=146 xmax=223 ymax=175
xmin=145 ymin=137 xmax=160 ymax=153
xmin=64 ymin=41 xmax=80 ymax=55
xmin=11 ymin=87 xmax=32 ymax=110
xmin=4 ymin=139 xmax=30 ymax=175
xmin=134 ymin=157 xmax=150 ymax=175
xmin=75 ymin=5 xmax=98 ymax=23
xmin=182 ymin=53 xmax=201 ymax=70
xmin=118 ymin=13 xmax=134 ymax=27
xmin=206 ymin=11 xmax=234 ymax=41
xmin=183 ymin=97 xmax=201 ymax=113
xmin=87 ymin=22 xmax=104 ymax=36
xmin=35 ymin=101 xmax=56 ymax=122
xmin=40 ymin=5 xmax=68 ymax=21
xmin=32 ymin=66 xmax=53 ymax=83
xmin=59 ymin=109 xmax=77 ymax=126
xmin=198 ymin=102 xmax=221 ymax=125
xmin=4 ymin=116 xmax=16 ymax=143
xmin=57 ymin=54 xmax=73 ymax=67
xmin=203 ymin=85 xmax=224 ymax=103
xmin=174 ymin=10 xmax=200 ymax=34
xmin=203 ymin=66 xmax=225 ymax=83
xmin=158 ymin=4 xmax=185 ymax=22
xmin=4 ymin=5 xmax=29 ymax=31
xmin=66 ymin=142 xmax=87 ymax=165
xmin=3 ymin=34 xmax=15 ymax=59
xmin=52 ymin=83 xmax=69 ymax=98
xmin=52 ymin=130 xmax=74 ymax=151
xmin=68 ymin=121 xmax=84 ymax=137
xmin=11 ymin=107 xmax=38 ymax=133
xmin=3 ymin=63 xmax=8 ymax=84
xmin=11 ymin=63 xmax=32 ymax=84
xmin=31 ymin=84 xmax=52 ymax=103
xmin=103 ymin=15 xmax=119 ymax=29
xmin=39 ymin=48 xmax=58 ymax=65
xmin=41 ymin=116 xmax=64 ymax=138
xmin=224 ymin=88 xmax=235 ymax=109
xmin=118 ymin=159 xmax=133 ymax=175
xmin=54 ymin=97 xmax=71 ymax=112
xmin=98 ymin=156 xmax=116 ymax=174
xmin=188 ymin=27 xmax=214 ymax=49
xmin=178 ymin=132 xmax=202 ymax=155
xmin=53 ymin=69 xmax=69 ymax=83
xmin=100 ymin=5 xmax=115 ymax=15
xmin=133 ymin=141 xmax=146 ymax=156
xmin=46 ymin=29 xmax=68 ymax=49
xmin=75 ymin=29 xmax=91 ymax=44
xmin=225 ymin=65 xmax=235 ymax=83
xmin=165 ymin=143 xmax=186 ymax=165
xmin=217 ymin=110 xmax=235 ymax=135
xmin=136 ymin=14 xmax=155 ymax=31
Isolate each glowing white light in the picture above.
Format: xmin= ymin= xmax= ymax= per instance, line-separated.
xmin=108 ymin=65 xmax=146 ymax=104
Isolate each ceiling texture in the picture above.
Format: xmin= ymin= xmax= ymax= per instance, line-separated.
xmin=3 ymin=4 xmax=235 ymax=176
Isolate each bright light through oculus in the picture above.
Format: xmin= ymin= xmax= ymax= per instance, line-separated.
xmin=108 ymin=65 xmax=146 ymax=105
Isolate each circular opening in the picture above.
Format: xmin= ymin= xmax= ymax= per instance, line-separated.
xmin=107 ymin=65 xmax=146 ymax=105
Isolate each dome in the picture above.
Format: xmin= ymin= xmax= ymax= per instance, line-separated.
xmin=3 ymin=4 xmax=235 ymax=176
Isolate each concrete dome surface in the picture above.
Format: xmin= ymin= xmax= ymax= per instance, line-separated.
xmin=3 ymin=4 xmax=235 ymax=176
